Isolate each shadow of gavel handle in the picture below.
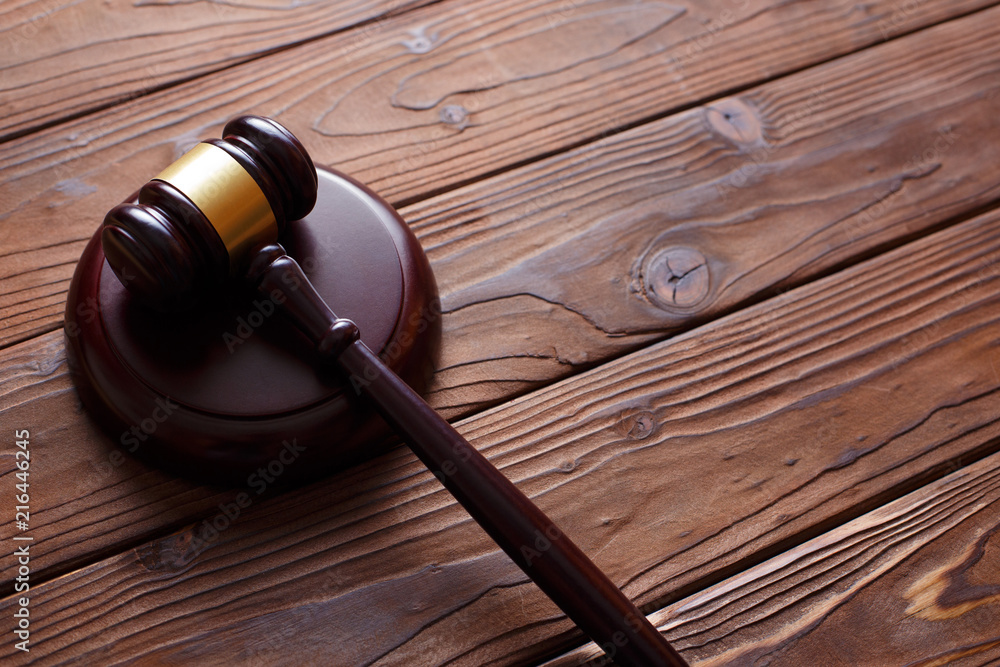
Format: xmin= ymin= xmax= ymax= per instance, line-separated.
xmin=248 ymin=245 xmax=687 ymax=667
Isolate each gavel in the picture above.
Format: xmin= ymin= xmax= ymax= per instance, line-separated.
xmin=99 ymin=115 xmax=687 ymax=667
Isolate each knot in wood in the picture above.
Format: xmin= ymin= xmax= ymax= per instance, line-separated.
xmin=135 ymin=527 xmax=199 ymax=572
xmin=643 ymin=246 xmax=710 ymax=311
xmin=615 ymin=409 xmax=657 ymax=440
xmin=439 ymin=104 xmax=468 ymax=128
xmin=705 ymin=97 xmax=763 ymax=147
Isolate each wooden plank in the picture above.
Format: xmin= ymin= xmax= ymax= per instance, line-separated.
xmin=0 ymin=0 xmax=438 ymax=140
xmin=5 ymin=181 xmax=1000 ymax=664
xmin=339 ymin=6 xmax=1000 ymax=415
xmin=0 ymin=331 xmax=237 ymax=580
xmin=2 ymin=0 xmax=995 ymax=345
xmin=544 ymin=451 xmax=1000 ymax=666
xmin=3 ymin=3 xmax=1000 ymax=597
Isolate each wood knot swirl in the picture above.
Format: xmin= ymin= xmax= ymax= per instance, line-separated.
xmin=705 ymin=97 xmax=764 ymax=147
xmin=904 ymin=526 xmax=1000 ymax=620
xmin=642 ymin=246 xmax=710 ymax=311
xmin=615 ymin=409 xmax=657 ymax=440
xmin=134 ymin=524 xmax=204 ymax=573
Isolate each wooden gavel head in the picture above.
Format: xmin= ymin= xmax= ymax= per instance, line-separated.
xmin=80 ymin=117 xmax=686 ymax=666
xmin=68 ymin=115 xmax=439 ymax=484
xmin=101 ymin=115 xmax=318 ymax=310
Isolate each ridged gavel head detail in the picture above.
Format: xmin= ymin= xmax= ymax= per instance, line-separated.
xmin=101 ymin=115 xmax=318 ymax=310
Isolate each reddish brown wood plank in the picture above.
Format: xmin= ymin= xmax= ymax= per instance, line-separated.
xmin=5 ymin=181 xmax=1000 ymax=665
xmin=1 ymin=0 xmax=994 ymax=346
xmin=2 ymin=4 xmax=1000 ymax=599
xmin=545 ymin=451 xmax=1000 ymax=666
xmin=405 ymin=9 xmax=1000 ymax=414
xmin=0 ymin=0 xmax=437 ymax=139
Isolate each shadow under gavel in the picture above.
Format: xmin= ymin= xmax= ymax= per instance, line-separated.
xmin=100 ymin=115 xmax=688 ymax=667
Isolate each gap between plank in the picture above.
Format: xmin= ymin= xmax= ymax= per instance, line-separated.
xmin=0 ymin=0 xmax=449 ymax=146
xmin=3 ymin=3 xmax=1000 ymax=639
xmin=6 ymin=197 xmax=1000 ymax=612
xmin=390 ymin=0 xmax=1000 ymax=210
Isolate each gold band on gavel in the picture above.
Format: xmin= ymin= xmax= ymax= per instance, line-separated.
xmin=154 ymin=142 xmax=278 ymax=268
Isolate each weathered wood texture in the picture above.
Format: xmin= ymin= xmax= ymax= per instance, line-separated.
xmin=8 ymin=0 xmax=984 ymax=152
xmin=5 ymin=186 xmax=1000 ymax=664
xmin=1 ymin=0 xmax=994 ymax=347
xmin=0 ymin=331 xmax=237 ymax=581
xmin=3 ymin=3 xmax=1000 ymax=610
xmin=3 ymin=1 xmax=1000 ymax=664
xmin=545 ymin=449 xmax=1000 ymax=666
xmin=0 ymin=0 xmax=437 ymax=139
xmin=411 ymin=10 xmax=1000 ymax=414
xmin=4 ymin=6 xmax=1000 ymax=596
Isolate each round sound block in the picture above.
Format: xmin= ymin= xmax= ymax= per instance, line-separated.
xmin=65 ymin=167 xmax=439 ymax=485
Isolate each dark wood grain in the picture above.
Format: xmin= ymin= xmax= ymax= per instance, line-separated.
xmin=5 ymin=184 xmax=1000 ymax=665
xmin=0 ymin=0 xmax=437 ymax=139
xmin=68 ymin=167 xmax=442 ymax=485
xmin=99 ymin=114 xmax=318 ymax=309
xmin=4 ymin=1 xmax=1000 ymax=663
xmin=545 ymin=450 xmax=1000 ymax=666
xmin=248 ymin=247 xmax=685 ymax=665
xmin=4 ymin=4 xmax=1000 ymax=594
xmin=0 ymin=330 xmax=234 ymax=582
xmin=388 ymin=7 xmax=1000 ymax=416
xmin=1 ymin=0 xmax=994 ymax=346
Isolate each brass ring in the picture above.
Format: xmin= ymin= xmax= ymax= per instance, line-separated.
xmin=154 ymin=142 xmax=278 ymax=267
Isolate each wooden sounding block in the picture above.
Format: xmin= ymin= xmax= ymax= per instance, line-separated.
xmin=63 ymin=116 xmax=687 ymax=666
xmin=67 ymin=167 xmax=437 ymax=484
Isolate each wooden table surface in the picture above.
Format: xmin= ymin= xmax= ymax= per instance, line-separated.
xmin=3 ymin=0 xmax=1000 ymax=664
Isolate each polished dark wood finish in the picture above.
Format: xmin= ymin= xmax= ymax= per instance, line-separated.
xmin=101 ymin=178 xmax=230 ymax=312
xmin=78 ymin=113 xmax=685 ymax=663
xmin=214 ymin=115 xmax=319 ymax=226
xmin=247 ymin=243 xmax=687 ymax=666
xmin=4 ymin=0 xmax=1000 ymax=664
xmin=65 ymin=166 xmax=437 ymax=484
xmin=101 ymin=115 xmax=317 ymax=310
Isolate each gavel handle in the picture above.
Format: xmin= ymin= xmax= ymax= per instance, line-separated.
xmin=248 ymin=246 xmax=688 ymax=667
